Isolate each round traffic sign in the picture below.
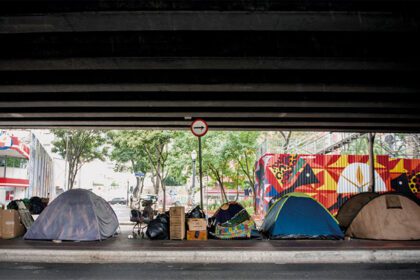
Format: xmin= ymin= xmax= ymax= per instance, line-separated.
xmin=191 ymin=119 xmax=208 ymax=137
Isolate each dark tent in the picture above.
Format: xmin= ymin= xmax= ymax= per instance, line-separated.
xmin=212 ymin=201 xmax=245 ymax=224
xmin=24 ymin=189 xmax=119 ymax=241
xmin=336 ymin=192 xmax=380 ymax=229
xmin=210 ymin=201 xmax=255 ymax=239
xmin=261 ymin=192 xmax=343 ymax=240
xmin=346 ymin=193 xmax=420 ymax=240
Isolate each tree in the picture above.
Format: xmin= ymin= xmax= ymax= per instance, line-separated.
xmin=52 ymin=129 xmax=106 ymax=189
xmin=224 ymin=131 xmax=259 ymax=211
xmin=170 ymin=131 xmax=259 ymax=207
xmin=201 ymin=132 xmax=233 ymax=203
xmin=107 ymin=131 xmax=150 ymax=196
xmin=108 ymin=130 xmax=172 ymax=211
xmin=279 ymin=131 xmax=293 ymax=152
xmin=166 ymin=131 xmax=197 ymax=204
xmin=141 ymin=131 xmax=171 ymax=211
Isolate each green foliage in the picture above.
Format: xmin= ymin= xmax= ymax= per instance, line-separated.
xmin=106 ymin=129 xmax=259 ymax=208
xmin=208 ymin=203 xmax=221 ymax=211
xmin=4 ymin=157 xmax=28 ymax=168
xmin=167 ymin=131 xmax=197 ymax=184
xmin=110 ymin=181 xmax=119 ymax=187
xmin=163 ymin=175 xmax=182 ymax=186
xmin=107 ymin=130 xmax=150 ymax=174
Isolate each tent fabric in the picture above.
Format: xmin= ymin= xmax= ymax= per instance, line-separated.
xmin=346 ymin=193 xmax=420 ymax=240
xmin=212 ymin=202 xmax=245 ymax=224
xmin=215 ymin=209 xmax=255 ymax=239
xmin=24 ymin=189 xmax=119 ymax=241
xmin=336 ymin=192 xmax=380 ymax=229
xmin=261 ymin=193 xmax=344 ymax=240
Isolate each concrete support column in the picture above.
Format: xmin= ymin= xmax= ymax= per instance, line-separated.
xmin=368 ymin=132 xmax=376 ymax=192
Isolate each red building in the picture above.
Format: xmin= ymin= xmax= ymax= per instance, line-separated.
xmin=0 ymin=131 xmax=30 ymax=206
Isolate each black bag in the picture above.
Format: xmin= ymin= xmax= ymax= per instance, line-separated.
xmin=146 ymin=213 xmax=170 ymax=240
xmin=6 ymin=200 xmax=19 ymax=210
xmin=130 ymin=209 xmax=142 ymax=223
xmin=29 ymin=196 xmax=45 ymax=214
xmin=186 ymin=206 xmax=205 ymax=219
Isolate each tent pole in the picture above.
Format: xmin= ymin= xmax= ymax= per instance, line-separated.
xmin=368 ymin=133 xmax=376 ymax=192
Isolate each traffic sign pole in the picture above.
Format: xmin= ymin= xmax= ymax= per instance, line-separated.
xmin=190 ymin=119 xmax=208 ymax=210
xmin=199 ymin=136 xmax=203 ymax=210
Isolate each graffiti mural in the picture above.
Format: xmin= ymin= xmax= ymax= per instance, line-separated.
xmin=389 ymin=158 xmax=420 ymax=201
xmin=255 ymin=154 xmax=420 ymax=215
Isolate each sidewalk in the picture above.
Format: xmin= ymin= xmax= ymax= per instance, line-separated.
xmin=1 ymin=233 xmax=420 ymax=264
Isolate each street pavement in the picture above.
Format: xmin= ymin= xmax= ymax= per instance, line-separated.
xmin=110 ymin=204 xmax=132 ymax=224
xmin=0 ymin=262 xmax=419 ymax=280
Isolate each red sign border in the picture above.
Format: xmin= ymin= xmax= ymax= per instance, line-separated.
xmin=190 ymin=119 xmax=208 ymax=137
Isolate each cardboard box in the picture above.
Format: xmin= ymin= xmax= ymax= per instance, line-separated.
xmin=0 ymin=209 xmax=25 ymax=239
xmin=187 ymin=218 xmax=207 ymax=231
xmin=169 ymin=206 xmax=185 ymax=240
xmin=187 ymin=230 xmax=207 ymax=241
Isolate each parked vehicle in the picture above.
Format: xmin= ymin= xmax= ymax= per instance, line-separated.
xmin=108 ymin=197 xmax=127 ymax=205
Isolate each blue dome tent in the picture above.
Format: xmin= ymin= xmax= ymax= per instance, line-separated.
xmin=24 ymin=189 xmax=119 ymax=241
xmin=261 ymin=193 xmax=344 ymax=240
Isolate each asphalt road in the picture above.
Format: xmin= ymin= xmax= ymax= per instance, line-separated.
xmin=111 ymin=204 xmax=132 ymax=224
xmin=1 ymin=263 xmax=419 ymax=280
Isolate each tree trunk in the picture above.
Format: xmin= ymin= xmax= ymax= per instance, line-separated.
xmin=280 ymin=131 xmax=293 ymax=152
xmin=140 ymin=176 xmax=145 ymax=195
xmin=135 ymin=176 xmax=140 ymax=191
xmin=252 ymin=187 xmax=257 ymax=214
xmin=219 ymin=181 xmax=228 ymax=203
xmin=235 ymin=169 xmax=240 ymax=201
xmin=68 ymin=160 xmax=75 ymax=189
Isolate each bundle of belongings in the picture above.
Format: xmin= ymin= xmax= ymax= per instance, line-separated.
xmin=7 ymin=196 xmax=49 ymax=215
xmin=209 ymin=202 xmax=255 ymax=239
xmin=146 ymin=212 xmax=170 ymax=240
xmin=186 ymin=205 xmax=205 ymax=219
xmin=185 ymin=206 xmax=207 ymax=240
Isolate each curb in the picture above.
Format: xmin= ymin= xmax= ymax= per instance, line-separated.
xmin=1 ymin=249 xmax=420 ymax=264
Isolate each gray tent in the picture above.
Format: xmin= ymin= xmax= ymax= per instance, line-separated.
xmin=24 ymin=189 xmax=119 ymax=241
xmin=345 ymin=193 xmax=420 ymax=240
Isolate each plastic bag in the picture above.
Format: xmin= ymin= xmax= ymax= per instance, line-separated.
xmin=186 ymin=206 xmax=205 ymax=219
xmin=29 ymin=196 xmax=45 ymax=214
xmin=146 ymin=213 xmax=170 ymax=240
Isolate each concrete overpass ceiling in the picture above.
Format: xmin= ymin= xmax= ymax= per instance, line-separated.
xmin=0 ymin=0 xmax=419 ymax=131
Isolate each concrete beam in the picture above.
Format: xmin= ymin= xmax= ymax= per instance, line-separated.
xmin=0 ymin=100 xmax=417 ymax=109
xmin=0 ymin=84 xmax=417 ymax=94
xmin=0 ymin=57 xmax=415 ymax=71
xmin=1 ymin=11 xmax=418 ymax=33
xmin=1 ymin=112 xmax=419 ymax=120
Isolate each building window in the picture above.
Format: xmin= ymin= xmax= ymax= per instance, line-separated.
xmin=5 ymin=157 xmax=28 ymax=168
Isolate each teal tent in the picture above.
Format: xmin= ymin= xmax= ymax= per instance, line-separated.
xmin=261 ymin=193 xmax=344 ymax=240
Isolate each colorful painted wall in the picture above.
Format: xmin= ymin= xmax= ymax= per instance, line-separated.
xmin=255 ymin=154 xmax=420 ymax=215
